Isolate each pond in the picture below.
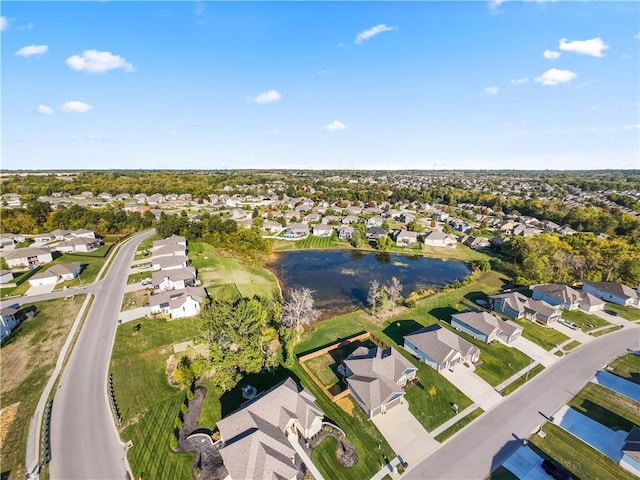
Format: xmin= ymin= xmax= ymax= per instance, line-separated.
xmin=268 ymin=250 xmax=471 ymax=317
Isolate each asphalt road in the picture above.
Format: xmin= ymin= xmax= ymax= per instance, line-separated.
xmin=50 ymin=230 xmax=154 ymax=480
xmin=405 ymin=324 xmax=640 ymax=480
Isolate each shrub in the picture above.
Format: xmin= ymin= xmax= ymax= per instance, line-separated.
xmin=180 ymin=404 xmax=188 ymax=414
xmin=186 ymin=388 xmax=194 ymax=401
xmin=169 ymin=433 xmax=178 ymax=450
xmin=174 ymin=416 xmax=183 ymax=430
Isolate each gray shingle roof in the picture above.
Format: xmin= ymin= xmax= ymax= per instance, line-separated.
xmin=583 ymin=281 xmax=639 ymax=301
xmin=404 ymin=324 xmax=479 ymax=363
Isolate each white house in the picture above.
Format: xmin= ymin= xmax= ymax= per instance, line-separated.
xmin=262 ymin=220 xmax=284 ymax=234
xmin=284 ymin=223 xmax=309 ymax=239
xmin=422 ymin=231 xmax=457 ymax=247
xmin=0 ymin=270 xmax=13 ymax=284
xmin=451 ymin=311 xmax=522 ymax=345
xmin=152 ymin=235 xmax=187 ymax=250
xmin=1 ymin=305 xmax=23 ymax=341
xmin=151 ymin=243 xmax=187 ymax=259
xmin=582 ymin=281 xmax=640 ymax=308
xmin=28 ymin=262 xmax=82 ymax=287
xmin=151 ymin=267 xmax=197 ymax=291
xmin=55 ymin=237 xmax=102 ymax=253
xmin=312 ymin=224 xmax=333 ymax=237
xmin=404 ymin=324 xmax=480 ymax=372
xmin=395 ymin=230 xmax=418 ymax=247
xmin=2 ymin=248 xmax=54 ymax=268
xmin=152 ymin=255 xmax=189 ymax=271
xmin=149 ymin=286 xmax=207 ymax=319
xmin=620 ymin=427 xmax=640 ymax=477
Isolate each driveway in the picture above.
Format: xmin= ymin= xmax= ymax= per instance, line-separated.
xmin=550 ymin=322 xmax=594 ymax=343
xmin=124 ymin=282 xmax=150 ymax=293
xmin=553 ymin=405 xmax=627 ymax=462
xmin=118 ymin=306 xmax=151 ymax=323
xmin=591 ymin=370 xmax=640 ymax=402
xmin=371 ymin=399 xmax=438 ymax=465
xmin=508 ymin=337 xmax=558 ymax=367
xmin=440 ymin=364 xmax=503 ymax=411
xmin=24 ymin=283 xmax=56 ymax=296
xmin=502 ymin=446 xmax=547 ymax=480
xmin=594 ymin=310 xmax=635 ymax=327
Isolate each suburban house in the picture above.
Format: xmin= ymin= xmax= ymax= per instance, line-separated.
xmin=303 ymin=213 xmax=322 ymax=223
xmin=365 ymin=217 xmax=384 ymax=228
xmin=152 ymin=255 xmax=189 ymax=271
xmin=312 ymin=224 xmax=333 ymax=237
xmin=531 ymin=284 xmax=582 ymax=311
xmin=217 ymin=377 xmax=324 ymax=480
xmin=0 ymin=270 xmax=13 ymax=284
xmin=152 ymin=235 xmax=187 ymax=250
xmin=461 ymin=235 xmax=491 ymax=250
xmin=151 ymin=267 xmax=197 ymax=291
xmin=451 ymin=311 xmax=523 ymax=345
xmin=422 ymin=230 xmax=457 ymax=247
xmin=578 ymin=291 xmax=606 ymax=313
xmin=342 ymin=215 xmax=359 ymax=225
xmin=340 ymin=345 xmax=417 ymax=419
xmin=366 ymin=227 xmax=387 ymax=241
xmin=620 ymin=426 xmax=640 ymax=477
xmin=1 ymin=305 xmax=24 ymax=341
xmin=395 ymin=230 xmax=418 ymax=247
xmin=489 ymin=292 xmax=562 ymax=324
xmin=69 ymin=229 xmax=96 ymax=239
xmin=2 ymin=248 xmax=54 ymax=268
xmin=262 ymin=220 xmax=284 ymax=234
xmin=338 ymin=226 xmax=355 ymax=240
xmin=28 ymin=262 xmax=82 ymax=287
xmin=582 ymin=281 xmax=640 ymax=308
xmin=148 ymin=286 xmax=207 ymax=319
xmin=151 ymin=243 xmax=187 ymax=259
xmin=55 ymin=237 xmax=102 ymax=253
xmin=284 ymin=223 xmax=309 ymax=239
xmin=404 ymin=324 xmax=480 ymax=372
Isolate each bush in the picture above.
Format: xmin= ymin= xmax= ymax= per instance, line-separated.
xmin=186 ymin=388 xmax=194 ymax=401
xmin=180 ymin=404 xmax=188 ymax=414
xmin=169 ymin=433 xmax=178 ymax=450
xmin=174 ymin=416 xmax=183 ymax=430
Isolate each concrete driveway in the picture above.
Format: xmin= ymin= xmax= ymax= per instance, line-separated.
xmin=592 ymin=370 xmax=640 ymax=402
xmin=553 ymin=405 xmax=627 ymax=462
xmin=594 ymin=309 xmax=635 ymax=327
xmin=118 ymin=306 xmax=151 ymax=323
xmin=371 ymin=399 xmax=438 ymax=465
xmin=24 ymin=283 xmax=56 ymax=296
xmin=508 ymin=337 xmax=558 ymax=367
xmin=550 ymin=322 xmax=594 ymax=343
xmin=440 ymin=364 xmax=503 ymax=411
xmin=503 ymin=446 xmax=547 ymax=480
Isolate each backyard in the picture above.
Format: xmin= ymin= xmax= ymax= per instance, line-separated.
xmin=0 ymin=296 xmax=86 ymax=480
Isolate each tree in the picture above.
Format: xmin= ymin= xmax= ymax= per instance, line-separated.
xmin=368 ymin=279 xmax=381 ymax=317
xmin=428 ymin=385 xmax=437 ymax=398
xmin=282 ymin=288 xmax=319 ymax=337
xmin=376 ymin=235 xmax=392 ymax=251
xmin=386 ymin=277 xmax=403 ymax=313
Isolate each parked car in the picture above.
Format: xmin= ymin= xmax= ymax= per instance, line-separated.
xmin=141 ymin=279 xmax=152 ymax=286
xmin=541 ymin=459 xmax=574 ymax=480
xmin=604 ymin=309 xmax=618 ymax=316
xmin=560 ymin=319 xmax=580 ymax=331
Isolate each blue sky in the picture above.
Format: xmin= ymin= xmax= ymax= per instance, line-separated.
xmin=2 ymin=1 xmax=639 ymax=170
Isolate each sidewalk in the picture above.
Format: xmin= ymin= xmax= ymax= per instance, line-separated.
xmin=370 ymin=456 xmax=402 ymax=480
xmin=495 ymin=361 xmax=542 ymax=392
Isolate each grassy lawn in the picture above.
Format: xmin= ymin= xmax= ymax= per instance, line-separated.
xmin=563 ymin=340 xmax=580 ymax=351
xmin=561 ymin=309 xmax=610 ymax=332
xmin=127 ymin=272 xmax=153 ymax=285
xmin=305 ymin=354 xmax=341 ymax=388
xmin=513 ymin=319 xmax=569 ymax=351
xmin=272 ymin=232 xmax=349 ymax=252
xmin=591 ymin=325 xmax=623 ymax=337
xmin=609 ymin=353 xmax=640 ymax=385
xmin=603 ymin=303 xmax=640 ymax=321
xmin=529 ymin=422 xmax=637 ymax=480
xmin=433 ymin=407 xmax=484 ymax=442
xmin=501 ymin=364 xmax=545 ymax=396
xmin=189 ymin=242 xmax=279 ymax=299
xmin=0 ymin=296 xmax=86 ymax=480
xmin=121 ymin=289 xmax=149 ymax=311
xmin=134 ymin=236 xmax=157 ymax=260
xmin=110 ymin=316 xmax=208 ymax=479
xmin=420 ymin=244 xmax=490 ymax=262
xmin=487 ymin=466 xmax=519 ymax=480
xmin=568 ymin=383 xmax=640 ymax=432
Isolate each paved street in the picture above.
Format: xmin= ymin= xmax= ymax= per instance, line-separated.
xmin=404 ymin=325 xmax=640 ymax=479
xmin=50 ymin=230 xmax=154 ymax=480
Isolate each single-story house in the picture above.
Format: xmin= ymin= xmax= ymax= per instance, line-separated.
xmin=152 ymin=255 xmax=189 ymax=271
xmin=366 ymin=227 xmax=387 ymax=240
xmin=262 ymin=220 xmax=284 ymax=234
xmin=322 ymin=215 xmax=341 ymax=225
xmin=0 ymin=270 xmax=13 ymax=284
xmin=48 ymin=229 xmax=72 ymax=240
xmin=1 ymin=305 xmax=24 ymax=341
xmin=69 ymin=229 xmax=96 ymax=239
xmin=620 ymin=426 xmax=640 ymax=477
xmin=55 ymin=237 xmax=102 ymax=253
xmin=461 ymin=235 xmax=491 ymax=250
xmin=365 ymin=217 xmax=384 ymax=228
xmin=531 ymin=284 xmax=582 ymax=311
xmin=490 ymin=291 xmax=562 ymax=324
xmin=404 ymin=324 xmax=480 ymax=372
xmin=151 ymin=243 xmax=187 ymax=259
xmin=422 ymin=230 xmax=457 ymax=247
xmin=152 ymin=235 xmax=187 ymax=249
xmin=151 ymin=267 xmax=197 ymax=291
xmin=312 ymin=224 xmax=333 ymax=237
xmin=2 ymin=247 xmax=53 ymax=268
xmin=338 ymin=225 xmax=355 ymax=240
xmin=342 ymin=215 xmax=359 ymax=225
xmin=149 ymin=286 xmax=207 ymax=319
xmin=451 ymin=311 xmax=522 ymax=345
xmin=217 ymin=377 xmax=324 ymax=480
xmin=395 ymin=230 xmax=418 ymax=247
xmin=579 ymin=291 xmax=606 ymax=313
xmin=28 ymin=262 xmax=82 ymax=287
xmin=582 ymin=281 xmax=640 ymax=308
xmin=284 ymin=223 xmax=309 ymax=239
xmin=303 ymin=213 xmax=322 ymax=223
xmin=340 ymin=345 xmax=417 ymax=418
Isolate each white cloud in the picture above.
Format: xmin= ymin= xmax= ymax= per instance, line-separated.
xmin=510 ymin=77 xmax=529 ymax=85
xmin=488 ymin=0 xmax=506 ymax=10
xmin=543 ymin=50 xmax=561 ymax=59
xmin=36 ymin=105 xmax=54 ymax=115
xmin=15 ymin=44 xmax=49 ymax=57
xmin=0 ymin=16 xmax=9 ymax=32
xmin=248 ymin=90 xmax=282 ymax=104
xmin=559 ymin=37 xmax=609 ymax=57
xmin=18 ymin=22 xmax=33 ymax=31
xmin=61 ymin=101 xmax=92 ymax=113
xmin=484 ymin=86 xmax=499 ymax=95
xmin=66 ymin=50 xmax=135 ymax=73
xmin=635 ymin=33 xmax=640 ymax=40
xmin=355 ymin=24 xmax=396 ymax=44
xmin=535 ymin=68 xmax=577 ymax=86
xmin=322 ymin=120 xmax=347 ymax=132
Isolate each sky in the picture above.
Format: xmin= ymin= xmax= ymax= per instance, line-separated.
xmin=1 ymin=1 xmax=639 ymax=171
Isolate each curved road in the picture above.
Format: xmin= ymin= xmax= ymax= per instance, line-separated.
xmin=405 ymin=324 xmax=640 ymax=479
xmin=50 ymin=230 xmax=154 ymax=480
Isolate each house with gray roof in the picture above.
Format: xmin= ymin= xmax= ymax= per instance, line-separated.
xmin=151 ymin=267 xmax=196 ymax=291
xmin=422 ymin=230 xmax=457 ymax=247
xmin=28 ymin=262 xmax=82 ymax=287
xmin=582 ymin=281 xmax=640 ymax=308
xmin=1 ymin=305 xmax=25 ymax=341
xmin=404 ymin=324 xmax=480 ymax=372
xmin=217 ymin=377 xmax=324 ymax=480
xmin=152 ymin=235 xmax=187 ymax=249
xmin=2 ymin=247 xmax=53 ymax=268
xmin=620 ymin=426 xmax=640 ymax=477
xmin=395 ymin=230 xmax=418 ymax=247
xmin=148 ymin=286 xmax=207 ymax=319
xmin=151 ymin=255 xmax=189 ymax=271
xmin=312 ymin=224 xmax=333 ymax=237
xmin=284 ymin=222 xmax=309 ymax=239
xmin=490 ymin=291 xmax=562 ymax=324
xmin=340 ymin=346 xmax=417 ymax=418
xmin=531 ymin=284 xmax=582 ymax=311
xmin=451 ymin=310 xmax=522 ymax=345
xmin=55 ymin=237 xmax=102 ymax=253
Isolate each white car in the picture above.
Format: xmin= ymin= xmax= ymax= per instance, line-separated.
xmin=560 ymin=319 xmax=580 ymax=331
xmin=141 ymin=279 xmax=152 ymax=286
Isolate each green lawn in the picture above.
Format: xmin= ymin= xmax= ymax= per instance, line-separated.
xmin=188 ymin=242 xmax=279 ymax=299
xmin=0 ymin=296 xmax=86 ymax=480
xmin=433 ymin=407 xmax=484 ymax=442
xmin=529 ymin=423 xmax=637 ymax=480
xmin=568 ymin=383 xmax=640 ymax=432
xmin=609 ymin=353 xmax=640 ymax=385
xmin=421 ymin=243 xmax=492 ymax=262
xmin=561 ymin=309 xmax=610 ymax=332
xmin=121 ymin=289 xmax=149 ymax=311
xmin=603 ymin=303 xmax=640 ymax=321
xmin=591 ymin=325 xmax=623 ymax=337
xmin=501 ymin=364 xmax=545 ymax=396
xmin=513 ymin=319 xmax=569 ymax=351
xmin=127 ymin=271 xmax=153 ymax=284
xmin=563 ymin=340 xmax=580 ymax=351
